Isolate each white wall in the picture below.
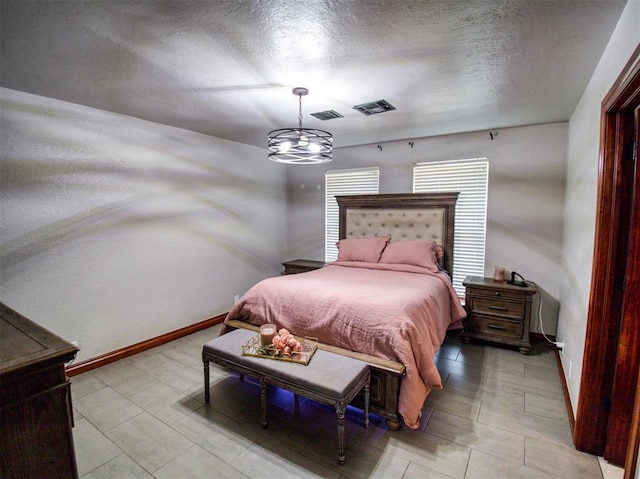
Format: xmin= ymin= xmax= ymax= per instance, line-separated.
xmin=0 ymin=88 xmax=287 ymax=362
xmin=557 ymin=0 xmax=639 ymax=414
xmin=287 ymin=122 xmax=567 ymax=335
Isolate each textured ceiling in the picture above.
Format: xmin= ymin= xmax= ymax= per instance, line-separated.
xmin=0 ymin=0 xmax=627 ymax=149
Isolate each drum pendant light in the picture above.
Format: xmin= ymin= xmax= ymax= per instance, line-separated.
xmin=267 ymin=87 xmax=333 ymax=164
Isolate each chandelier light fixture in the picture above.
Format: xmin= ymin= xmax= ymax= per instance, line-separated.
xmin=267 ymin=87 xmax=333 ymax=164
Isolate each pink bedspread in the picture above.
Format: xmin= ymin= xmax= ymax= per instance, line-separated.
xmin=225 ymin=261 xmax=466 ymax=428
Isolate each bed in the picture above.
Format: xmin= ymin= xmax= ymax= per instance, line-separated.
xmin=224 ymin=193 xmax=466 ymax=429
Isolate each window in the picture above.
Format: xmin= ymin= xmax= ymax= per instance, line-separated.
xmin=413 ymin=158 xmax=489 ymax=296
xmin=325 ymin=167 xmax=380 ymax=261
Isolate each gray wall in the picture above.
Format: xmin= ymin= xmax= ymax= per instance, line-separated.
xmin=0 ymin=88 xmax=287 ymax=362
xmin=287 ymin=122 xmax=568 ymax=335
xmin=558 ymin=0 xmax=640 ymax=414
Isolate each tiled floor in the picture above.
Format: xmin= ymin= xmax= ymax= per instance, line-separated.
xmin=71 ymin=325 xmax=621 ymax=478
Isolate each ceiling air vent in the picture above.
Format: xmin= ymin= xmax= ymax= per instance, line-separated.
xmin=352 ymin=99 xmax=396 ymax=116
xmin=310 ymin=110 xmax=344 ymax=121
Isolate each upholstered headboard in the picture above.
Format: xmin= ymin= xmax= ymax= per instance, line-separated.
xmin=336 ymin=193 xmax=458 ymax=275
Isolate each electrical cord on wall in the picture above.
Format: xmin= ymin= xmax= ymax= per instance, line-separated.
xmin=65 ymin=345 xmax=79 ymax=367
xmin=527 ymin=280 xmax=563 ymax=349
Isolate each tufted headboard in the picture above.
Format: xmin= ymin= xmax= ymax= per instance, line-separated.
xmin=336 ymin=193 xmax=458 ymax=275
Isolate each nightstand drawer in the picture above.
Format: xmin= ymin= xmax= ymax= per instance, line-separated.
xmin=471 ymin=297 xmax=524 ymax=319
xmin=466 ymin=286 xmax=526 ymax=301
xmin=469 ymin=315 xmax=523 ymax=340
xmin=284 ymin=266 xmax=311 ymax=274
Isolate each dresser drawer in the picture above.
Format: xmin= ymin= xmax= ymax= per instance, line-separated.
xmin=469 ymin=315 xmax=523 ymax=340
xmin=470 ymin=297 xmax=524 ymax=319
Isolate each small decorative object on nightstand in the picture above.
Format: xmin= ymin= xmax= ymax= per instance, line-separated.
xmin=282 ymin=259 xmax=327 ymax=275
xmin=462 ymin=275 xmax=537 ymax=354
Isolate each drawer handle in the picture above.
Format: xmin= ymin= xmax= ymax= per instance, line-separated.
xmin=488 ymin=305 xmax=508 ymax=311
xmin=487 ymin=324 xmax=507 ymax=331
xmin=494 ymin=292 xmax=501 ymax=297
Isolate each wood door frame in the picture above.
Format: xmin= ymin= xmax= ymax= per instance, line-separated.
xmin=573 ymin=44 xmax=640 ymax=475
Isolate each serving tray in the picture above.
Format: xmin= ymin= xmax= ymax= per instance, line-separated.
xmin=242 ymin=334 xmax=318 ymax=365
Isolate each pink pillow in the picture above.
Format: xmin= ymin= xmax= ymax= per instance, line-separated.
xmin=336 ymin=236 xmax=391 ymax=262
xmin=379 ymin=240 xmax=441 ymax=272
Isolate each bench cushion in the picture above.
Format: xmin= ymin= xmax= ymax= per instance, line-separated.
xmin=203 ymin=328 xmax=369 ymax=401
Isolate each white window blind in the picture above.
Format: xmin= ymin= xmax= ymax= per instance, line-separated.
xmin=325 ymin=167 xmax=380 ymax=261
xmin=413 ymin=158 xmax=488 ymax=296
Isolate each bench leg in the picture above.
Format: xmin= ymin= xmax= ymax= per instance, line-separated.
xmin=203 ymin=361 xmax=210 ymax=403
xmin=364 ymin=380 xmax=370 ymax=428
xmin=335 ymin=401 xmax=346 ymax=465
xmin=293 ymin=393 xmax=300 ymax=417
xmin=260 ymin=377 xmax=268 ymax=429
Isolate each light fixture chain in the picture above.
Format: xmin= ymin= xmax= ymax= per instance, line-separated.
xmin=298 ymin=93 xmax=303 ymax=129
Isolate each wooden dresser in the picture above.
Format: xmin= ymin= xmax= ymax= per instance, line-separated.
xmin=282 ymin=259 xmax=327 ymax=275
xmin=0 ymin=302 xmax=79 ymax=479
xmin=461 ymin=276 xmax=537 ymax=354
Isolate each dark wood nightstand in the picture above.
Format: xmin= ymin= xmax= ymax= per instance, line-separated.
xmin=282 ymin=259 xmax=327 ymax=275
xmin=461 ymin=275 xmax=537 ymax=354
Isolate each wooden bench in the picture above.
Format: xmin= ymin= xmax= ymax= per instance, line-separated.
xmin=202 ymin=328 xmax=370 ymax=465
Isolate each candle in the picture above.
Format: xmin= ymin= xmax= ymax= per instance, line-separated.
xmin=493 ymin=266 xmax=505 ymax=282
xmin=260 ymin=324 xmax=277 ymax=346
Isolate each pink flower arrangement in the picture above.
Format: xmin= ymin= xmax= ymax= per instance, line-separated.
xmin=271 ymin=328 xmax=303 ymax=356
